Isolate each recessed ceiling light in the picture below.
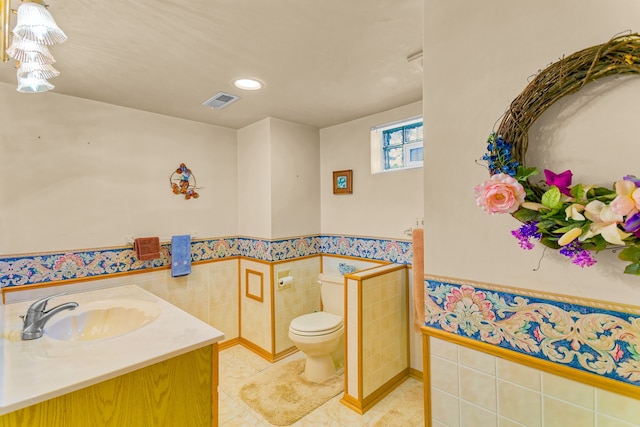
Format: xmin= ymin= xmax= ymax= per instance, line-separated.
xmin=234 ymin=78 xmax=263 ymax=91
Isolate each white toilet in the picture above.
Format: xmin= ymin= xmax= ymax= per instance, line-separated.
xmin=288 ymin=273 xmax=344 ymax=383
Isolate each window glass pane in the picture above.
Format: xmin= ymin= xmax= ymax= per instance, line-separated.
xmin=404 ymin=124 xmax=423 ymax=142
xmin=383 ymin=128 xmax=404 ymax=147
xmin=409 ymin=146 xmax=424 ymax=162
xmin=384 ymin=146 xmax=403 ymax=169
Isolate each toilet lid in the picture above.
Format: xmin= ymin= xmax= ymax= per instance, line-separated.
xmin=290 ymin=312 xmax=343 ymax=336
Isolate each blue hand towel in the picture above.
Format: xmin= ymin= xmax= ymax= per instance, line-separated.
xmin=171 ymin=235 xmax=191 ymax=277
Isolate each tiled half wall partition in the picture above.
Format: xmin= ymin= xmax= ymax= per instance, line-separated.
xmin=342 ymin=264 xmax=410 ymax=414
xmin=423 ymin=275 xmax=640 ymax=427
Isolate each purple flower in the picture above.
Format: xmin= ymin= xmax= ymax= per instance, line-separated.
xmin=511 ymin=222 xmax=541 ymax=250
xmin=623 ymin=175 xmax=640 ymax=187
xmin=559 ymin=241 xmax=597 ymax=268
xmin=544 ymin=169 xmax=573 ymax=196
xmin=624 ymin=212 xmax=640 ymax=233
xmin=572 ymin=250 xmax=597 ymax=268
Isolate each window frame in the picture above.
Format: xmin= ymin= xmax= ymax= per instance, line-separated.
xmin=371 ymin=115 xmax=423 ymax=174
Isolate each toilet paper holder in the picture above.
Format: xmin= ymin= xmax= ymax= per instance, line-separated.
xmin=278 ymin=276 xmax=293 ymax=288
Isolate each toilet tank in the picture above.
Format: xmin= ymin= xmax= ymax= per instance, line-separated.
xmin=319 ymin=273 xmax=344 ymax=316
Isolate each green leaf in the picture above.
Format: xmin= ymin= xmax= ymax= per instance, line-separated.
xmin=516 ymin=166 xmax=539 ymax=182
xmin=541 ymin=187 xmax=563 ymax=210
xmin=512 ymin=208 xmax=541 ymax=223
xmin=593 ymin=235 xmax=608 ymax=252
xmin=540 ymin=237 xmax=560 ymax=250
xmin=623 ymin=262 xmax=640 ymax=275
xmin=553 ymin=224 xmax=582 ymax=234
xmin=536 ymin=220 xmax=557 ymax=233
xmin=618 ymin=246 xmax=640 ymax=262
xmin=591 ymin=186 xmax=616 ymax=197
xmin=541 ymin=207 xmax=562 ymax=220
xmin=570 ymin=183 xmax=585 ymax=200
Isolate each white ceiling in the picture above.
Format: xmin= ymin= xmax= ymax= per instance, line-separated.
xmin=0 ymin=0 xmax=424 ymax=130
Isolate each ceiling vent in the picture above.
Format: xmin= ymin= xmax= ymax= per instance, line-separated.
xmin=202 ymin=92 xmax=240 ymax=109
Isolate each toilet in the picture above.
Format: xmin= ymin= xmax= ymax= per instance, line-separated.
xmin=288 ymin=273 xmax=344 ymax=383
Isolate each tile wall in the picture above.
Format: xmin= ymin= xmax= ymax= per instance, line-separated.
xmin=238 ymin=259 xmax=272 ymax=352
xmin=362 ymin=267 xmax=408 ymax=396
xmin=273 ymin=257 xmax=321 ymax=354
xmin=2 ymin=235 xmax=415 ymax=364
xmin=344 ymin=264 xmax=409 ymax=412
xmin=430 ymin=337 xmax=640 ymax=427
xmin=3 ymin=260 xmax=240 ymax=345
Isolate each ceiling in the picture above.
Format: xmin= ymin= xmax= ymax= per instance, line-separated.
xmin=0 ymin=0 xmax=424 ymax=130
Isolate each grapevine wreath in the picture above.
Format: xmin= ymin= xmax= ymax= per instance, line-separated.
xmin=474 ymin=33 xmax=640 ymax=274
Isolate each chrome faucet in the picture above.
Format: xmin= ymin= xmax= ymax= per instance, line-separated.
xmin=20 ymin=292 xmax=79 ymax=340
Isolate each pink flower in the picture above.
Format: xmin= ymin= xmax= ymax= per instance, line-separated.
xmin=610 ymin=179 xmax=640 ymax=216
xmin=475 ymin=173 xmax=526 ymax=214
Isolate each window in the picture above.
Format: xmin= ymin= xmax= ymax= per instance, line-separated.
xmin=371 ymin=116 xmax=423 ymax=173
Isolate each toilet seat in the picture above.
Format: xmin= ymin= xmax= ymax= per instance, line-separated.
xmin=289 ymin=312 xmax=343 ymax=337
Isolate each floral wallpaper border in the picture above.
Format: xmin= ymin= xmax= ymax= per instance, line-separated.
xmin=320 ymin=235 xmax=412 ymax=264
xmin=425 ymin=275 xmax=640 ymax=387
xmin=0 ymin=235 xmax=410 ymax=288
xmin=236 ymin=236 xmax=322 ymax=261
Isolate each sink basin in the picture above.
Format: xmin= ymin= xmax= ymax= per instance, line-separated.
xmin=44 ymin=299 xmax=161 ymax=342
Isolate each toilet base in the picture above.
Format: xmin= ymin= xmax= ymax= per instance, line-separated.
xmin=302 ymin=354 xmax=336 ymax=383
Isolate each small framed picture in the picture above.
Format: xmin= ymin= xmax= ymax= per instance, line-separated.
xmin=333 ymin=169 xmax=353 ymax=194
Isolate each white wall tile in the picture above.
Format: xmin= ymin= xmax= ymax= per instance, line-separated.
xmin=597 ymin=414 xmax=640 ymax=427
xmin=431 ymin=388 xmax=460 ymax=427
xmin=541 ymin=372 xmax=594 ymax=409
xmin=543 ymin=396 xmax=594 ymax=427
xmin=460 ymin=401 xmax=497 ymax=427
xmin=430 ymin=337 xmax=458 ymax=362
xmin=459 ymin=346 xmax=496 ymax=375
xmin=497 ymin=380 xmax=541 ymax=427
xmin=597 ymin=389 xmax=640 ymax=425
xmin=460 ymin=366 xmax=497 ymax=411
xmin=498 ymin=417 xmax=527 ymax=427
xmin=431 ymin=355 xmax=459 ymax=396
xmin=497 ymin=358 xmax=540 ymax=391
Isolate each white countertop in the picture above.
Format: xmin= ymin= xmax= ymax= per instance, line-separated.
xmin=0 ymin=285 xmax=225 ymax=416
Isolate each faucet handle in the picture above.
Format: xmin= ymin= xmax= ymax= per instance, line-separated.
xmin=28 ymin=292 xmax=68 ymax=313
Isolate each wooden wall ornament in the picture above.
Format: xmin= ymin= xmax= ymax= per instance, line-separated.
xmin=170 ymin=163 xmax=200 ymax=200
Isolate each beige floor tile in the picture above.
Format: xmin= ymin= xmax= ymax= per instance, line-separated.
xmin=218 ymin=345 xmax=425 ymax=426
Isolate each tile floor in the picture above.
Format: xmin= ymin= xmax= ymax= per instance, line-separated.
xmin=218 ymin=345 xmax=425 ymax=426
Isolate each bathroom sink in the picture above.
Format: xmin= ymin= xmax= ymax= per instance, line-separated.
xmin=44 ymin=299 xmax=161 ymax=342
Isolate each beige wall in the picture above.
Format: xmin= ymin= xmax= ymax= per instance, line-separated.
xmin=237 ymin=117 xmax=320 ymax=239
xmin=423 ymin=0 xmax=640 ymax=302
xmin=271 ymin=118 xmax=321 ymax=238
xmin=320 ymin=101 xmax=423 ymax=240
xmin=424 ymin=1 xmax=640 ymax=425
xmin=237 ymin=118 xmax=272 ymax=238
xmin=0 ymin=83 xmax=237 ymax=254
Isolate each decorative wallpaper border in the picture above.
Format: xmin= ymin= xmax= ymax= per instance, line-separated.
xmin=424 ymin=275 xmax=640 ymax=388
xmin=0 ymin=239 xmax=236 ymax=288
xmin=320 ymin=235 xmax=412 ymax=265
xmin=0 ymin=235 xmax=410 ymax=288
xmin=236 ymin=236 xmax=322 ymax=261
